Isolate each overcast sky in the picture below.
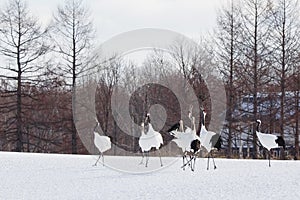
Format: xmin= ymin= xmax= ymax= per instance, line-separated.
xmin=0 ymin=0 xmax=229 ymax=68
xmin=25 ymin=0 xmax=228 ymax=43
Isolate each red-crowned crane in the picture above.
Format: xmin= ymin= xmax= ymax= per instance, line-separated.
xmin=256 ymin=119 xmax=285 ymax=167
xmin=93 ymin=121 xmax=111 ymax=166
xmin=139 ymin=113 xmax=163 ymax=167
xmin=168 ymin=106 xmax=201 ymax=171
xmin=199 ymin=109 xmax=222 ymax=170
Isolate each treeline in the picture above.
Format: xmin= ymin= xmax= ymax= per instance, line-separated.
xmin=0 ymin=0 xmax=94 ymax=154
xmin=0 ymin=0 xmax=299 ymax=159
xmin=215 ymin=0 xmax=300 ymax=159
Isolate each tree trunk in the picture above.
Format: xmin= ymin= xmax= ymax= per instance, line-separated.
xmin=71 ymin=66 xmax=77 ymax=154
xmin=227 ymin=4 xmax=235 ymax=158
xmin=295 ymin=78 xmax=299 ymax=160
xmin=252 ymin=3 xmax=259 ymax=159
xmin=16 ymin=60 xmax=23 ymax=152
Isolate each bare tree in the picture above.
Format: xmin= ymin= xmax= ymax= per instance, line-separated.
xmin=215 ymin=0 xmax=242 ymax=158
xmin=238 ymin=0 xmax=273 ymax=158
xmin=290 ymin=61 xmax=300 ymax=159
xmin=95 ymin=56 xmax=144 ymax=154
xmin=0 ymin=0 xmax=50 ymax=151
xmin=269 ymin=0 xmax=300 ymax=149
xmin=169 ymin=39 xmax=212 ymax=122
xmin=51 ymin=0 xmax=95 ymax=154
xmin=294 ymin=66 xmax=300 ymax=159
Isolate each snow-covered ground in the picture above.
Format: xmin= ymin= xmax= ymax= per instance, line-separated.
xmin=1 ymin=151 xmax=299 ymax=200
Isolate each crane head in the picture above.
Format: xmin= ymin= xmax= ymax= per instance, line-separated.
xmin=144 ymin=113 xmax=151 ymax=124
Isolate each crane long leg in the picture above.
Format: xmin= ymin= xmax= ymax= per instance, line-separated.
xmin=102 ymin=153 xmax=105 ymax=166
xmin=184 ymin=153 xmax=189 ymax=166
xmin=194 ymin=156 xmax=197 ymax=171
xmin=182 ymin=152 xmax=191 ymax=170
xmin=268 ymin=151 xmax=271 ymax=167
xmin=158 ymin=149 xmax=163 ymax=167
xmin=207 ymin=154 xmax=210 ymax=170
xmin=189 ymin=155 xmax=192 ymax=170
xmin=182 ymin=155 xmax=186 ymax=170
xmin=145 ymin=151 xmax=149 ymax=167
xmin=139 ymin=152 xmax=144 ymax=165
xmin=191 ymin=155 xmax=196 ymax=171
xmin=181 ymin=155 xmax=193 ymax=169
xmin=181 ymin=155 xmax=189 ymax=169
xmin=94 ymin=153 xmax=102 ymax=166
xmin=189 ymin=155 xmax=194 ymax=171
xmin=211 ymin=152 xmax=217 ymax=170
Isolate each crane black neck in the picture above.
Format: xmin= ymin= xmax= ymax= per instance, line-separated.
xmin=256 ymin=120 xmax=261 ymax=132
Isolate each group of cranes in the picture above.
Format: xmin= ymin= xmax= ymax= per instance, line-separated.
xmin=168 ymin=107 xmax=220 ymax=171
xmin=92 ymin=113 xmax=164 ymax=168
xmin=167 ymin=108 xmax=284 ymax=170
xmin=91 ymin=109 xmax=286 ymax=169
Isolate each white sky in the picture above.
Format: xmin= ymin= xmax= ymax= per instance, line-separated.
xmin=0 ymin=0 xmax=229 ymax=69
xmin=25 ymin=0 xmax=228 ymax=43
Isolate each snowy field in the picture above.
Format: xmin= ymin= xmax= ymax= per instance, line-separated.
xmin=1 ymin=152 xmax=300 ymax=200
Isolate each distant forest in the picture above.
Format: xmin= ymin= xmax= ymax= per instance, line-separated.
xmin=0 ymin=0 xmax=299 ymax=159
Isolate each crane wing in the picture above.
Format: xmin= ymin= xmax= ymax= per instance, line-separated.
xmin=256 ymin=131 xmax=278 ymax=151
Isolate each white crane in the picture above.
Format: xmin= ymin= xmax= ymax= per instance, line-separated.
xmin=171 ymin=118 xmax=200 ymax=171
xmin=199 ymin=109 xmax=222 ymax=170
xmin=171 ymin=120 xmax=188 ymax=152
xmin=183 ymin=116 xmax=201 ymax=171
xmin=169 ymin=107 xmax=201 ymax=171
xmin=93 ymin=121 xmax=111 ymax=166
xmin=139 ymin=113 xmax=163 ymax=167
xmin=256 ymin=119 xmax=286 ymax=167
xmin=171 ymin=120 xmax=199 ymax=153
xmin=139 ymin=122 xmax=151 ymax=167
